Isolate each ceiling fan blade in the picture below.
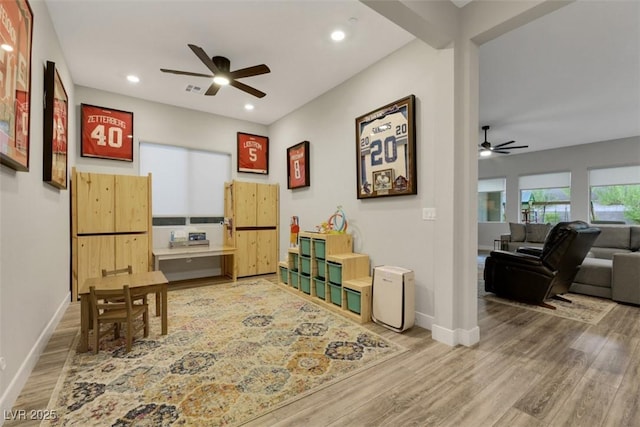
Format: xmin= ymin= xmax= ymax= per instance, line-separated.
xmin=204 ymin=82 xmax=221 ymax=96
xmin=160 ymin=68 xmax=213 ymax=78
xmin=188 ymin=44 xmax=221 ymax=75
xmin=493 ymin=150 xmax=511 ymax=154
xmin=230 ymin=80 xmax=266 ymax=98
xmin=494 ymin=140 xmax=516 ymax=148
xmin=503 ymin=145 xmax=529 ymax=149
xmin=230 ymin=64 xmax=270 ymax=80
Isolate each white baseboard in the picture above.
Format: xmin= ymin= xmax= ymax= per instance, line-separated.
xmin=414 ymin=310 xmax=433 ymax=331
xmin=431 ymin=323 xmax=480 ymax=347
xmin=0 ymin=293 xmax=70 ymax=423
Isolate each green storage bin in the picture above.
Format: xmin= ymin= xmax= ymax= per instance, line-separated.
xmin=300 ymin=237 xmax=311 ymax=256
xmin=313 ymin=239 xmax=326 ymax=259
xmin=328 ymin=261 xmax=342 ymax=285
xmin=300 ymin=256 xmax=311 ymax=275
xmin=314 ymin=277 xmax=326 ymax=299
xmin=316 ymin=259 xmax=326 ymax=279
xmin=328 ymin=283 xmax=342 ymax=306
xmin=345 ymin=288 xmax=361 ymax=314
xmin=289 ymin=272 xmax=299 ymax=289
xmin=300 ymin=273 xmax=311 ymax=294
xmin=290 ymin=253 xmax=299 ymax=271
xmin=279 ymin=266 xmax=288 ymax=284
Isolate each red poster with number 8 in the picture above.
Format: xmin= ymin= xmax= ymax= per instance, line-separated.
xmin=81 ymin=104 xmax=134 ymax=161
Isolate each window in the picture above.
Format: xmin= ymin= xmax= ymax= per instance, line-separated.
xmin=139 ymin=142 xmax=231 ymax=224
xmin=519 ymin=172 xmax=571 ymax=224
xmin=589 ymin=166 xmax=640 ymax=225
xmin=478 ymin=178 xmax=505 ymax=222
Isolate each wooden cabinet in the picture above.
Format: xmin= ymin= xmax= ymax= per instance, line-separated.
xmin=71 ymin=168 xmax=152 ymax=300
xmin=225 ymin=180 xmax=279 ymax=278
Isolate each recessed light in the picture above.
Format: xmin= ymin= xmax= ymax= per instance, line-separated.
xmin=126 ymin=75 xmax=140 ymax=83
xmin=331 ymin=30 xmax=345 ymax=42
xmin=244 ymin=104 xmax=254 ymax=111
xmin=1 ymin=44 xmax=13 ymax=52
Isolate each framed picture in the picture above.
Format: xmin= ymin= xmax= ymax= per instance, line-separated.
xmin=355 ymin=95 xmax=416 ymax=199
xmin=287 ymin=140 xmax=310 ymax=189
xmin=0 ymin=0 xmax=34 ymax=172
xmin=43 ymin=61 xmax=68 ymax=189
xmin=81 ymin=103 xmax=134 ymax=161
xmin=237 ymin=132 xmax=269 ymax=174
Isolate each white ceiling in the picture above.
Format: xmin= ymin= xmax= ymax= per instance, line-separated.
xmin=45 ymin=0 xmax=639 ymax=154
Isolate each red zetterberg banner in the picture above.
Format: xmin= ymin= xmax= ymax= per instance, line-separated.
xmin=81 ymin=104 xmax=133 ymax=161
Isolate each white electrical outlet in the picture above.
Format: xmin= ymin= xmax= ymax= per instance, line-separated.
xmin=422 ymin=208 xmax=437 ymax=220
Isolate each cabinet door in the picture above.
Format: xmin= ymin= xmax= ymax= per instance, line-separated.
xmin=256 ymin=229 xmax=277 ymax=275
xmin=115 ymin=175 xmax=149 ymax=232
xmin=256 ymin=184 xmax=278 ymax=227
xmin=234 ymin=181 xmax=257 ymax=227
xmin=116 ymin=234 xmax=149 ymax=273
xmin=236 ymin=230 xmax=257 ymax=277
xmin=76 ymin=172 xmax=115 ymax=234
xmin=76 ymin=235 xmax=115 ymax=292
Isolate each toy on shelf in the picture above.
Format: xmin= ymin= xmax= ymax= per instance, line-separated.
xmin=316 ymin=206 xmax=348 ymax=234
xmin=290 ymin=216 xmax=300 ymax=247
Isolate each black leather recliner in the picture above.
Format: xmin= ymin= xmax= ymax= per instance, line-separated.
xmin=484 ymin=221 xmax=601 ymax=308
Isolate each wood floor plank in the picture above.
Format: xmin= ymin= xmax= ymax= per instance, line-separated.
xmin=603 ymin=335 xmax=640 ymax=427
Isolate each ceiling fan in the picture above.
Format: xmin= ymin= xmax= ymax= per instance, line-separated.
xmin=479 ymin=125 xmax=528 ymax=156
xmin=160 ymin=44 xmax=270 ymax=98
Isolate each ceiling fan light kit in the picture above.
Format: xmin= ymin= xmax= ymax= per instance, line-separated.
xmin=161 ymin=44 xmax=270 ymax=98
xmin=479 ymin=125 xmax=528 ymax=156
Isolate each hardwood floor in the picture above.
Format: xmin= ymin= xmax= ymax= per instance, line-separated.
xmin=7 ymin=268 xmax=640 ymax=426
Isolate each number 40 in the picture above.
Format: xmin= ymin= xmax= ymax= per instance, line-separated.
xmin=91 ymin=125 xmax=123 ymax=148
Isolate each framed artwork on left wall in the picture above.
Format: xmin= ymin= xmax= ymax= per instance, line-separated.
xmin=43 ymin=61 xmax=68 ymax=189
xmin=0 ymin=0 xmax=34 ymax=172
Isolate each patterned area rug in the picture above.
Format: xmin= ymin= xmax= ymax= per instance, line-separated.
xmin=44 ymin=279 xmax=406 ymax=426
xmin=483 ymin=292 xmax=616 ymax=325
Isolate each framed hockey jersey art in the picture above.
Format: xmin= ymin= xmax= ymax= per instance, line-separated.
xmin=355 ymin=95 xmax=416 ymax=199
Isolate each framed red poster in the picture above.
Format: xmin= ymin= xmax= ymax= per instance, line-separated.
xmin=0 ymin=0 xmax=33 ymax=172
xmin=287 ymin=140 xmax=310 ymax=189
xmin=81 ymin=104 xmax=134 ymax=161
xmin=43 ymin=61 xmax=68 ymax=189
xmin=237 ymin=132 xmax=269 ymax=174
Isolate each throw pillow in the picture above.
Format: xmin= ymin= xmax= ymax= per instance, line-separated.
xmin=509 ymin=222 xmax=526 ymax=242
xmin=526 ymin=223 xmax=551 ymax=243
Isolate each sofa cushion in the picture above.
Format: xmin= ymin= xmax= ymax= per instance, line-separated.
xmin=594 ymin=225 xmax=631 ymax=250
xmin=589 ymin=247 xmax=632 ymax=260
xmin=526 ymin=223 xmax=551 ymax=243
xmin=509 ymin=222 xmax=526 ymax=242
xmin=630 ymin=226 xmax=640 ymax=251
xmin=574 ymin=258 xmax=612 ymax=288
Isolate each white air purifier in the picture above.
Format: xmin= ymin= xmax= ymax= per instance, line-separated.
xmin=371 ymin=265 xmax=415 ymax=332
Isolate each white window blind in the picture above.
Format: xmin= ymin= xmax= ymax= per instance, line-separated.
xmin=519 ymin=172 xmax=570 ymax=190
xmin=589 ymin=165 xmax=640 ymax=186
xmin=478 ymin=177 xmax=505 ymax=192
xmin=139 ymin=142 xmax=231 ymax=217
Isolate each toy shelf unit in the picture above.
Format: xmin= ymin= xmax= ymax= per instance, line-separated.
xmin=278 ymin=232 xmax=372 ymax=323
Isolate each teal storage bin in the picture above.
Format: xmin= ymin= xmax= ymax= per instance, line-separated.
xmin=279 ymin=266 xmax=288 ymax=284
xmin=289 ymin=272 xmax=299 ymax=289
xmin=313 ymin=239 xmax=326 ymax=259
xmin=316 ymin=259 xmax=326 ymax=279
xmin=300 ymin=237 xmax=311 ymax=256
xmin=314 ymin=277 xmax=326 ymax=299
xmin=300 ymin=256 xmax=311 ymax=275
xmin=290 ymin=253 xmax=299 ymax=271
xmin=345 ymin=289 xmax=361 ymax=314
xmin=328 ymin=261 xmax=342 ymax=285
xmin=328 ymin=283 xmax=342 ymax=306
xmin=300 ymin=273 xmax=311 ymax=294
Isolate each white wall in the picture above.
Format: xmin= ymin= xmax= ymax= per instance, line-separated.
xmin=478 ymin=136 xmax=640 ymax=249
xmin=0 ymin=0 xmax=74 ymax=415
xmin=269 ymin=39 xmax=454 ymax=330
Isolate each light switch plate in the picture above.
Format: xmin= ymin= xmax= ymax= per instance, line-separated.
xmin=422 ymin=208 xmax=436 ymax=220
